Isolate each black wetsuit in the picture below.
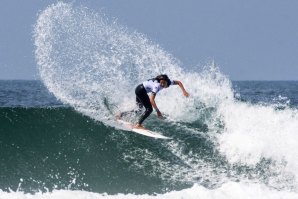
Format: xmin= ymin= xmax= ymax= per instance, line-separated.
xmin=135 ymin=84 xmax=153 ymax=124
xmin=120 ymin=78 xmax=174 ymax=124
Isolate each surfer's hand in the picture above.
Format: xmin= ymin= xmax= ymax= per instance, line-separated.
xmin=183 ymin=91 xmax=189 ymax=97
xmin=157 ymin=110 xmax=164 ymax=119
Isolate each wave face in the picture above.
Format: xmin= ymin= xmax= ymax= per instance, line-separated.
xmin=0 ymin=106 xmax=226 ymax=194
xmin=2 ymin=1 xmax=297 ymax=198
xmin=1 ymin=107 xmax=189 ymax=194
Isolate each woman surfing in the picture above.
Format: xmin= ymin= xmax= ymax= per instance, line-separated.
xmin=117 ymin=74 xmax=189 ymax=129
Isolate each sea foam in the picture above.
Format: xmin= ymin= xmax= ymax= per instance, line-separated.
xmin=1 ymin=182 xmax=298 ymax=199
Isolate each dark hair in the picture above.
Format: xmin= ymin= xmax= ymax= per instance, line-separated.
xmin=155 ymin=74 xmax=171 ymax=86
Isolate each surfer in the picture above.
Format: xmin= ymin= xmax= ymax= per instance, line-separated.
xmin=118 ymin=74 xmax=189 ymax=129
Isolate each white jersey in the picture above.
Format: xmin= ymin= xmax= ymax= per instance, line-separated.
xmin=142 ymin=79 xmax=175 ymax=95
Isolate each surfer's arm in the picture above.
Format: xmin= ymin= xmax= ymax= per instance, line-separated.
xmin=173 ymin=80 xmax=189 ymax=97
xmin=150 ymin=94 xmax=163 ymax=118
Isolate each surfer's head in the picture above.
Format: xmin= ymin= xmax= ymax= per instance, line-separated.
xmin=155 ymin=74 xmax=170 ymax=88
xmin=160 ymin=79 xmax=168 ymax=88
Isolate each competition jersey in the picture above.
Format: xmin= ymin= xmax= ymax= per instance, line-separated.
xmin=142 ymin=79 xmax=175 ymax=95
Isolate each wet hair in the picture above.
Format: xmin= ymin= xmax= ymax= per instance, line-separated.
xmin=154 ymin=74 xmax=171 ymax=86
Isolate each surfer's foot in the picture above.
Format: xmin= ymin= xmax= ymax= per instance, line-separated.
xmin=134 ymin=123 xmax=146 ymax=129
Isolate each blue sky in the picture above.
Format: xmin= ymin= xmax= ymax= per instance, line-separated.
xmin=1 ymin=0 xmax=298 ymax=80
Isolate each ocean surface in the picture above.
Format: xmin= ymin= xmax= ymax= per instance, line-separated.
xmin=1 ymin=80 xmax=298 ymax=199
xmin=1 ymin=2 xmax=298 ymax=198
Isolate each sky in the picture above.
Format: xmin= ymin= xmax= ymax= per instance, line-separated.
xmin=0 ymin=0 xmax=298 ymax=80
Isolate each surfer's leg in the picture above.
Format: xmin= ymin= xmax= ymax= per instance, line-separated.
xmin=135 ymin=85 xmax=153 ymax=125
xmin=138 ymin=97 xmax=153 ymax=125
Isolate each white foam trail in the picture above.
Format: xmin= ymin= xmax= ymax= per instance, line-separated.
xmin=1 ymin=182 xmax=298 ymax=199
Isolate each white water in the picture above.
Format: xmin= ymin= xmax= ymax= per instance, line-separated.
xmin=31 ymin=2 xmax=298 ymax=198
xmin=1 ymin=182 xmax=298 ymax=199
xmin=217 ymin=100 xmax=298 ymax=190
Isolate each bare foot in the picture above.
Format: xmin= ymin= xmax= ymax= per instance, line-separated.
xmin=134 ymin=124 xmax=146 ymax=129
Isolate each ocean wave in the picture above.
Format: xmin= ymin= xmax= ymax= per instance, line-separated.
xmin=16 ymin=2 xmax=298 ymax=197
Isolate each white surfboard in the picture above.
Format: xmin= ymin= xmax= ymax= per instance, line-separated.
xmin=117 ymin=120 xmax=171 ymax=139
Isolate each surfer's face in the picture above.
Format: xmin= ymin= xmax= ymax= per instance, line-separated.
xmin=160 ymin=80 xmax=168 ymax=88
